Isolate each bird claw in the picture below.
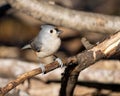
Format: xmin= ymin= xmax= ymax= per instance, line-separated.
xmin=39 ymin=64 xmax=45 ymax=74
xmin=55 ymin=58 xmax=63 ymax=68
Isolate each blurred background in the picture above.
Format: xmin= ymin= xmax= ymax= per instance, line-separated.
xmin=0 ymin=0 xmax=120 ymax=96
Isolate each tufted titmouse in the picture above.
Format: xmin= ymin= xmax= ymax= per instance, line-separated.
xmin=22 ymin=24 xmax=63 ymax=73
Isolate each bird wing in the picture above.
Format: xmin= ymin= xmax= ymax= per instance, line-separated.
xmin=30 ymin=38 xmax=42 ymax=52
xmin=22 ymin=44 xmax=31 ymax=50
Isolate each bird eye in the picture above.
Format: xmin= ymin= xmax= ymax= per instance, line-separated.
xmin=50 ymin=30 xmax=53 ymax=33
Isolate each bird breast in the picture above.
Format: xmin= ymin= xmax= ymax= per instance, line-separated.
xmin=36 ymin=38 xmax=61 ymax=58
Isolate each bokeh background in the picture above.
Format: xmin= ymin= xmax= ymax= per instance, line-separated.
xmin=0 ymin=0 xmax=120 ymax=96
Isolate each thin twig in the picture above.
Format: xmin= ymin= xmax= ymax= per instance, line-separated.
xmin=0 ymin=61 xmax=64 ymax=96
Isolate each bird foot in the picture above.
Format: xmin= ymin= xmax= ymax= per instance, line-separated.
xmin=55 ymin=58 xmax=63 ymax=68
xmin=39 ymin=64 xmax=45 ymax=74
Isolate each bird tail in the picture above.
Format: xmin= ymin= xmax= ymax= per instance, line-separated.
xmin=22 ymin=44 xmax=31 ymax=50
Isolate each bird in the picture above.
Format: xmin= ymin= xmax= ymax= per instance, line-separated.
xmin=22 ymin=24 xmax=63 ymax=73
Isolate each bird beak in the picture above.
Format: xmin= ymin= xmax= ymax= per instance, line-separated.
xmin=57 ymin=30 xmax=62 ymax=34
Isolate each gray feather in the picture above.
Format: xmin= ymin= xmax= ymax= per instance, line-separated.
xmin=30 ymin=38 xmax=42 ymax=52
xmin=22 ymin=44 xmax=31 ymax=50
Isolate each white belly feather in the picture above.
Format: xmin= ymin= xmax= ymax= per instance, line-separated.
xmin=36 ymin=38 xmax=61 ymax=58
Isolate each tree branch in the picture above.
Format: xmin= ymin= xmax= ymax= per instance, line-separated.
xmin=60 ymin=31 xmax=120 ymax=96
xmin=0 ymin=31 xmax=119 ymax=96
xmin=0 ymin=61 xmax=62 ymax=96
xmin=6 ymin=0 xmax=120 ymax=34
xmin=0 ymin=59 xmax=119 ymax=83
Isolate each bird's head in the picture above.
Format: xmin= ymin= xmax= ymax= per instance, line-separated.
xmin=40 ymin=24 xmax=62 ymax=39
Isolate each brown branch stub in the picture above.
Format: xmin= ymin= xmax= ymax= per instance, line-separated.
xmin=6 ymin=0 xmax=120 ymax=34
xmin=81 ymin=37 xmax=94 ymax=50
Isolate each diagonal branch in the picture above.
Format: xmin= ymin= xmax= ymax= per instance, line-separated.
xmin=60 ymin=31 xmax=120 ymax=96
xmin=0 ymin=32 xmax=119 ymax=96
xmin=6 ymin=0 xmax=120 ymax=34
xmin=0 ymin=61 xmax=63 ymax=96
